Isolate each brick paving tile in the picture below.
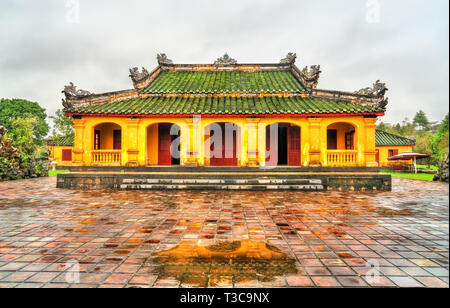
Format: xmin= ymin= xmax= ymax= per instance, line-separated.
xmin=337 ymin=276 xmax=368 ymax=287
xmin=0 ymin=263 xmax=27 ymax=271
xmin=363 ymin=276 xmax=396 ymax=288
xmin=0 ymin=177 xmax=447 ymax=288
xmin=285 ymin=275 xmax=314 ymax=287
xmin=389 ymin=276 xmax=423 ymax=288
xmin=104 ymin=273 xmax=132 ymax=284
xmin=1 ymin=271 xmax=35 ymax=282
xmin=327 ymin=267 xmax=356 ymax=276
xmin=128 ymin=275 xmax=157 ymax=285
xmin=401 ymin=267 xmax=433 ymax=277
xmin=26 ymin=272 xmax=59 ymax=283
xmin=415 ymin=277 xmax=448 ymax=288
xmin=424 ymin=267 xmax=449 ymax=277
xmin=311 ymin=276 xmax=341 ymax=287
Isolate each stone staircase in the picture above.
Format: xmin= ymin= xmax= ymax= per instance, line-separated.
xmin=119 ymin=177 xmax=325 ymax=191
xmin=57 ymin=168 xmax=391 ymax=191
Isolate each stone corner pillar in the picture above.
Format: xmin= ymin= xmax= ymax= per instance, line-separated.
xmin=72 ymin=118 xmax=86 ymax=166
xmin=363 ymin=117 xmax=378 ymax=167
xmin=307 ymin=117 xmax=322 ymax=167
xmin=125 ymin=118 xmax=140 ymax=167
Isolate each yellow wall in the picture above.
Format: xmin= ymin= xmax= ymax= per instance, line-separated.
xmin=376 ymin=145 xmax=414 ymax=167
xmin=49 ymin=145 xmax=74 ymax=166
xmin=72 ymin=115 xmax=379 ymax=167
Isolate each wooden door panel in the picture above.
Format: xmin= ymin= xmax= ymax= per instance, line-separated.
xmin=62 ymin=149 xmax=72 ymax=162
xmin=210 ymin=123 xmax=237 ymax=166
xmin=327 ymin=129 xmax=337 ymax=150
xmin=158 ymin=123 xmax=172 ymax=165
xmin=113 ymin=130 xmax=122 ymax=150
xmin=288 ymin=126 xmax=301 ymax=166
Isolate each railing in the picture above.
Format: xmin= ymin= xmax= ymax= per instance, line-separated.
xmin=327 ymin=150 xmax=358 ymax=167
xmin=91 ymin=150 xmax=122 ymax=165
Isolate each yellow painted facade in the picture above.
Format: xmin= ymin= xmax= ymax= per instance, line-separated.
xmin=48 ymin=145 xmax=73 ymax=166
xmin=71 ymin=115 xmax=380 ymax=167
xmin=375 ymin=145 xmax=414 ymax=167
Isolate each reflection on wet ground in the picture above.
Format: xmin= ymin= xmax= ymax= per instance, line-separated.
xmin=149 ymin=240 xmax=297 ymax=287
xmin=0 ymin=177 xmax=448 ymax=288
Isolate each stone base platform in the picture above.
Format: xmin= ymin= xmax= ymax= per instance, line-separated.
xmin=56 ymin=168 xmax=391 ymax=191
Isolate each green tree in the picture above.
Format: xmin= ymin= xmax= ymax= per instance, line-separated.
xmin=7 ymin=117 xmax=38 ymax=162
xmin=413 ymin=110 xmax=430 ymax=131
xmin=414 ymin=132 xmax=434 ymax=166
xmin=377 ymin=121 xmax=392 ymax=132
xmin=432 ymin=114 xmax=449 ymax=162
xmin=49 ymin=109 xmax=74 ymax=144
xmin=0 ymin=99 xmax=49 ymax=145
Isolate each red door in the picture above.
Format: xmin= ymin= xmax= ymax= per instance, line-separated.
xmin=158 ymin=123 xmax=172 ymax=165
xmin=376 ymin=149 xmax=380 ymax=165
xmin=209 ymin=123 xmax=237 ymax=166
xmin=62 ymin=149 xmax=72 ymax=162
xmin=288 ymin=126 xmax=301 ymax=166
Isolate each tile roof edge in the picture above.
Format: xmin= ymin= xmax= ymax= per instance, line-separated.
xmin=376 ymin=129 xmax=416 ymax=145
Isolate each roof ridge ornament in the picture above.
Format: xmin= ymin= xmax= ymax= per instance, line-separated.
xmin=280 ymin=52 xmax=297 ymax=64
xmin=214 ymin=53 xmax=237 ymax=65
xmin=356 ymin=80 xmax=388 ymax=97
xmin=129 ymin=67 xmax=150 ymax=83
xmin=157 ymin=53 xmax=174 ymax=66
xmin=62 ymin=82 xmax=92 ymax=99
xmin=300 ymin=65 xmax=321 ymax=88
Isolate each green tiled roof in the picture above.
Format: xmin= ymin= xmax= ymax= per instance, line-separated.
xmin=375 ymin=130 xmax=415 ymax=146
xmin=142 ymin=71 xmax=306 ymax=94
xmin=67 ymin=96 xmax=384 ymax=116
xmin=47 ymin=135 xmax=74 ymax=146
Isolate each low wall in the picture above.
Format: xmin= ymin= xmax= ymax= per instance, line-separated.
xmin=57 ymin=172 xmax=391 ymax=191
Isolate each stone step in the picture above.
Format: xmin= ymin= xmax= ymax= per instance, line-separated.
xmin=121 ymin=178 xmax=323 ymax=185
xmin=119 ymin=184 xmax=325 ymax=191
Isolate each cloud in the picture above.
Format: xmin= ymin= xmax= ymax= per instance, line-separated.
xmin=0 ymin=0 xmax=448 ymax=125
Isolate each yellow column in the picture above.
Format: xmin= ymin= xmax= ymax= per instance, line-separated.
xmin=245 ymin=118 xmax=260 ymax=167
xmin=258 ymin=123 xmax=267 ymax=167
xmin=183 ymin=117 xmax=200 ymax=167
xmin=364 ymin=117 xmax=378 ymax=167
xmin=308 ymin=117 xmax=322 ymax=167
xmin=72 ymin=118 xmax=85 ymax=166
xmin=125 ymin=118 xmax=140 ymax=166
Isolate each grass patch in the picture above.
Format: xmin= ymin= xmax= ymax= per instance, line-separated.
xmin=380 ymin=171 xmax=435 ymax=181
xmin=49 ymin=170 xmax=70 ymax=177
xmin=416 ymin=164 xmax=439 ymax=171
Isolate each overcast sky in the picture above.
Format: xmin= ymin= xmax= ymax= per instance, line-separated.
xmin=0 ymin=0 xmax=448 ymax=125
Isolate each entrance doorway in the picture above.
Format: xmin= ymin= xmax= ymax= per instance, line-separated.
xmin=266 ymin=123 xmax=301 ymax=166
xmin=206 ymin=123 xmax=239 ymax=166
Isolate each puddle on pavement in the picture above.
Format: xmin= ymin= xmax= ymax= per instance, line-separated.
xmin=148 ymin=240 xmax=297 ymax=286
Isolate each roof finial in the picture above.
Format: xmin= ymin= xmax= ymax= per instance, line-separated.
xmin=280 ymin=52 xmax=297 ymax=64
xmin=157 ymin=53 xmax=174 ymax=65
xmin=62 ymin=82 xmax=92 ymax=99
xmin=355 ymin=80 xmax=388 ymax=97
xmin=214 ymin=53 xmax=237 ymax=65
xmin=129 ymin=67 xmax=150 ymax=83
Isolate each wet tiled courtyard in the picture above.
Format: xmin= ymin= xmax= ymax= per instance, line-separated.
xmin=0 ymin=177 xmax=448 ymax=288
